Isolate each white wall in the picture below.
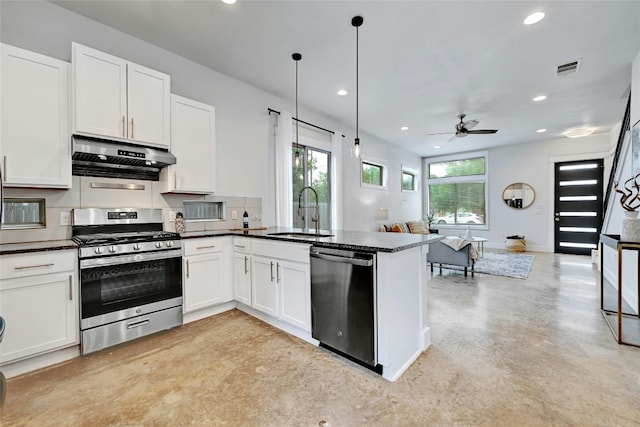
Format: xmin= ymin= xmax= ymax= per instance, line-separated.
xmin=0 ymin=0 xmax=422 ymax=233
xmin=600 ymin=48 xmax=640 ymax=314
xmin=425 ymin=132 xmax=613 ymax=252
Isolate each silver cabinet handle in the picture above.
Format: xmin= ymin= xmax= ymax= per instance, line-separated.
xmin=122 ymin=116 xmax=126 ymax=137
xmin=234 ymin=244 xmax=245 ymax=249
xmin=196 ymin=245 xmax=216 ymax=250
xmin=127 ymin=319 xmax=149 ymax=329
xmin=69 ymin=275 xmax=73 ymax=301
xmin=244 ymin=256 xmax=248 ymax=274
xmin=130 ymin=117 xmax=134 ymax=139
xmin=276 ymin=262 xmax=281 ymax=283
xmin=15 ymin=263 xmax=54 ymax=270
xmin=2 ymin=155 xmax=6 ymax=181
xmin=186 ymin=259 xmax=190 ymax=278
xmin=270 ymin=261 xmax=274 ymax=282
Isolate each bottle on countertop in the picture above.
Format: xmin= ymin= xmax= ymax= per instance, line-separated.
xmin=243 ymin=210 xmax=249 ymax=229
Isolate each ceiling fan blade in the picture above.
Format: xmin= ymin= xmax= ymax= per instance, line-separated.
xmin=467 ymin=129 xmax=498 ymax=135
xmin=426 ymin=132 xmax=454 ymax=136
xmin=464 ymin=119 xmax=479 ymax=130
xmin=446 ymin=134 xmax=458 ymax=144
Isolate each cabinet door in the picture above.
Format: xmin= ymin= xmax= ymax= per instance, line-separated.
xmin=72 ymin=43 xmax=127 ymax=140
xmin=165 ymin=95 xmax=215 ymax=193
xmin=127 ymin=63 xmax=171 ymax=148
xmin=1 ymin=44 xmax=71 ymax=188
xmin=0 ymin=272 xmax=78 ymax=363
xmin=278 ymin=260 xmax=311 ymax=332
xmin=251 ymin=256 xmax=278 ymax=317
xmin=183 ymin=252 xmax=223 ymax=313
xmin=233 ymin=253 xmax=251 ymax=305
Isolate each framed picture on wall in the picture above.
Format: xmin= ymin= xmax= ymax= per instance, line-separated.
xmin=633 ymin=120 xmax=640 ymax=175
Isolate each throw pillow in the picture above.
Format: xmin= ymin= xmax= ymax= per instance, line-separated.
xmin=390 ymin=223 xmax=408 ymax=233
xmin=407 ymin=220 xmax=428 ymax=234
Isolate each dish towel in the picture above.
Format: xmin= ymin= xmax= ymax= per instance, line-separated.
xmin=441 ymin=237 xmax=479 ymax=260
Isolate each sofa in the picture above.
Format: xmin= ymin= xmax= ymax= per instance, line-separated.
xmin=380 ymin=222 xmax=476 ymax=277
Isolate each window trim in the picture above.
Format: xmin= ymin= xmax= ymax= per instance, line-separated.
xmin=424 ymin=150 xmax=489 ymax=230
xmin=361 ymin=158 xmax=388 ymax=190
xmin=401 ymin=165 xmax=419 ymax=193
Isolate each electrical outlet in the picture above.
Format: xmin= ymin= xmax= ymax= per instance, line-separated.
xmin=232 ymin=210 xmax=238 ymax=220
xmin=59 ymin=211 xmax=71 ymax=226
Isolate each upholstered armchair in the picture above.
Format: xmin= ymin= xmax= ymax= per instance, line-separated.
xmin=426 ymin=239 xmax=476 ymax=277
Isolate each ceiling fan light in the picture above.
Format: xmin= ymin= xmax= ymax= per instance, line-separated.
xmin=564 ymin=128 xmax=594 ymax=138
xmin=524 ymin=12 xmax=545 ymax=25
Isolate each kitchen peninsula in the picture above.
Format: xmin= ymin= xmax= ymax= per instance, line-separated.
xmin=181 ymin=227 xmax=444 ymax=382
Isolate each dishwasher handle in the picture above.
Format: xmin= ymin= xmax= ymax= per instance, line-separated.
xmin=310 ymin=251 xmax=374 ymax=267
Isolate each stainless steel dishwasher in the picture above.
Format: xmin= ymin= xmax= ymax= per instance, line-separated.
xmin=310 ymin=246 xmax=381 ymax=373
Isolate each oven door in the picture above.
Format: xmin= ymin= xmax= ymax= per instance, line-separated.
xmin=79 ymin=249 xmax=182 ymax=329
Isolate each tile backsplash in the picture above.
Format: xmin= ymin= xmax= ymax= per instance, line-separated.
xmin=0 ymin=176 xmax=261 ymax=244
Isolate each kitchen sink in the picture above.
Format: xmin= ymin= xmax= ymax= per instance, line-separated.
xmin=267 ymin=232 xmax=334 ymax=239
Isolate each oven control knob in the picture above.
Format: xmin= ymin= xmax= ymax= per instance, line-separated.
xmin=155 ymin=242 xmax=162 ymax=249
xmin=94 ymin=247 xmax=103 ymax=254
xmin=166 ymin=241 xmax=174 ymax=248
xmin=108 ymin=246 xmax=116 ymax=253
xmin=133 ymin=243 xmax=141 ymax=251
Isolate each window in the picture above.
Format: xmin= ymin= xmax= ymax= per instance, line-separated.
xmin=1 ymin=198 xmax=46 ymax=229
xmin=292 ymin=144 xmax=331 ymax=230
xmin=426 ymin=153 xmax=488 ymax=227
xmin=402 ymin=166 xmax=419 ymax=192
xmin=361 ymin=160 xmax=387 ymax=189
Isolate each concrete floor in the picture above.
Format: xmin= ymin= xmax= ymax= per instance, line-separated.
xmin=2 ymin=252 xmax=640 ymax=426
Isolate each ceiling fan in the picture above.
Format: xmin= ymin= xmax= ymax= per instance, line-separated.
xmin=428 ymin=114 xmax=498 ymax=143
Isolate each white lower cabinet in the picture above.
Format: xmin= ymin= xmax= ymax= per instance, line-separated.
xmin=182 ymin=237 xmax=232 ymax=314
xmin=0 ymin=250 xmax=78 ymax=364
xmin=251 ymin=240 xmax=311 ymax=332
xmin=232 ymin=237 xmax=252 ymax=306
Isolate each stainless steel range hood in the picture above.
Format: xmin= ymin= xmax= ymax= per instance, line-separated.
xmin=72 ymin=135 xmax=176 ymax=181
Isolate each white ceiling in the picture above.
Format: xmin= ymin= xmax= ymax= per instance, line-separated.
xmin=51 ymin=0 xmax=640 ymax=157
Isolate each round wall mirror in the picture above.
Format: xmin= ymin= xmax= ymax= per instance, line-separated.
xmin=503 ymin=182 xmax=535 ymax=209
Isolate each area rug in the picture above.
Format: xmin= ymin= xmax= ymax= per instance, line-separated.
xmin=473 ymin=252 xmax=535 ymax=279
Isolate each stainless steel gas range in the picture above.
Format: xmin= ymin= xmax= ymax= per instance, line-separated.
xmin=72 ymin=208 xmax=183 ymax=355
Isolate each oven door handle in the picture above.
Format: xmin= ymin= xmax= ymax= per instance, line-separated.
xmin=80 ymin=249 xmax=182 ymax=269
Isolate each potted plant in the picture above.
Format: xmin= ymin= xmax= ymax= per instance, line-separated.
xmin=425 ymin=212 xmax=439 ymax=234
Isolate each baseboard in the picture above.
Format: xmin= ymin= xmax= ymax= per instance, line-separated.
xmin=235 ymin=303 xmax=317 ymax=346
xmin=183 ymin=301 xmax=236 ymax=324
xmin=1 ymin=346 xmax=80 ymax=379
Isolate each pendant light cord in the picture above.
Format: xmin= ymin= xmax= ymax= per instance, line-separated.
xmin=356 ymin=24 xmax=359 ymax=139
xmin=295 ymin=58 xmax=299 ymax=150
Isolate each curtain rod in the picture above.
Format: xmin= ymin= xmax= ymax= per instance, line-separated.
xmin=268 ymin=108 xmax=345 ymax=138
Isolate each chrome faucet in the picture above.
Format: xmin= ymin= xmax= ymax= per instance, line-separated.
xmin=297 ymin=186 xmax=320 ymax=235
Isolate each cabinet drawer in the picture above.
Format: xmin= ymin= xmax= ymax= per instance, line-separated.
xmin=0 ymin=250 xmax=76 ymax=281
xmin=252 ymin=240 xmax=311 ymax=264
xmin=183 ymin=237 xmax=225 ymax=256
xmin=232 ymin=237 xmax=251 ymax=254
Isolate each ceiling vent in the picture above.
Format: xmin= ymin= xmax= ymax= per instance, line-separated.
xmin=556 ymin=59 xmax=582 ymax=76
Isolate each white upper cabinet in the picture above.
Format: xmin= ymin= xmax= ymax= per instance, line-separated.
xmin=161 ymin=95 xmax=216 ymax=193
xmin=72 ymin=43 xmax=170 ymax=149
xmin=0 ymin=43 xmax=71 ymax=188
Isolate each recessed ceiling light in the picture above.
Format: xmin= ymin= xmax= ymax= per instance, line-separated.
xmin=524 ymin=12 xmax=545 ymax=25
xmin=434 ymin=145 xmax=441 ymax=149
xmin=564 ymin=128 xmax=594 ymax=138
xmin=337 ymin=89 xmax=348 ymax=96
xmin=536 ymin=129 xmax=547 ymax=133
xmin=221 ymin=0 xmax=237 ymax=4
xmin=533 ymin=95 xmax=547 ymax=102
xmin=401 ymin=126 xmax=408 ymax=131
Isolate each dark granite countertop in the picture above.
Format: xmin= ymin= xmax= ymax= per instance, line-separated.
xmin=181 ymin=227 xmax=444 ymax=253
xmin=0 ymin=239 xmax=78 ymax=256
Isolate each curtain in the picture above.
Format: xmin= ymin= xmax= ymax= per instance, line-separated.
xmin=275 ymin=111 xmax=293 ymax=227
xmin=331 ymin=132 xmax=343 ymax=230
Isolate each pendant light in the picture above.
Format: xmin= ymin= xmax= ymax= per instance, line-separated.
xmin=293 ymin=52 xmax=302 ymax=168
xmin=352 ymin=16 xmax=363 ymax=158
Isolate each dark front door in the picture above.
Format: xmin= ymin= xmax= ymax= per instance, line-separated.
xmin=554 ymin=159 xmax=604 ymax=255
